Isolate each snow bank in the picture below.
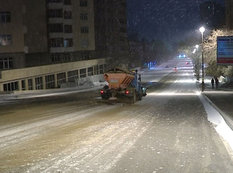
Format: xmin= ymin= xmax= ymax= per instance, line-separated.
xmin=199 ymin=94 xmax=233 ymax=152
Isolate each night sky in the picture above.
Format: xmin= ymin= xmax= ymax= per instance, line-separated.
xmin=127 ymin=0 xmax=225 ymax=45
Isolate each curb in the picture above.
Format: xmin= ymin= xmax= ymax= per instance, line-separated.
xmin=203 ymin=93 xmax=233 ymax=131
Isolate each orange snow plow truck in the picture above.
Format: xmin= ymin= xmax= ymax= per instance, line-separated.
xmin=100 ymin=67 xmax=147 ymax=103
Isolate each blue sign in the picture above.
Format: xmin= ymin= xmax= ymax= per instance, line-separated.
xmin=217 ymin=36 xmax=233 ymax=65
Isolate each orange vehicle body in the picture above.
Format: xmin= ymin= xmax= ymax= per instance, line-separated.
xmin=100 ymin=67 xmax=146 ymax=103
xmin=104 ymin=73 xmax=135 ymax=90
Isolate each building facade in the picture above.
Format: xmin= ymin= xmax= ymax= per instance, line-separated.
xmin=0 ymin=0 xmax=129 ymax=92
xmin=0 ymin=0 xmax=128 ymax=69
xmin=94 ymin=0 xmax=129 ymax=66
xmin=0 ymin=0 xmax=98 ymax=69
xmin=226 ymin=0 xmax=233 ymax=29
xmin=0 ymin=58 xmax=105 ymax=92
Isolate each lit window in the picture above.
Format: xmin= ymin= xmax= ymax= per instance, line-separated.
xmin=64 ymin=38 xmax=73 ymax=47
xmin=0 ymin=35 xmax=12 ymax=46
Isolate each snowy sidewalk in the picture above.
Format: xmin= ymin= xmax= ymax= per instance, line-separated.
xmin=195 ymin=80 xmax=233 ymax=153
xmin=0 ymin=82 xmax=107 ymax=103
xmin=202 ymin=78 xmax=233 ymax=130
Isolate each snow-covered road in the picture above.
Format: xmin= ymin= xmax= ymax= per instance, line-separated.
xmin=1 ymin=59 xmax=233 ymax=173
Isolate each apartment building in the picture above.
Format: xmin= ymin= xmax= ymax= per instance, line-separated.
xmin=94 ymin=0 xmax=129 ymax=61
xmin=0 ymin=0 xmax=99 ymax=67
xmin=0 ymin=1 xmax=48 ymax=69
xmin=225 ymin=0 xmax=233 ymax=29
xmin=0 ymin=0 xmax=120 ymax=92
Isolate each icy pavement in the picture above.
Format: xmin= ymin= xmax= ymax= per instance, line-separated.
xmin=199 ymin=94 xmax=233 ymax=153
xmin=1 ymin=61 xmax=233 ymax=172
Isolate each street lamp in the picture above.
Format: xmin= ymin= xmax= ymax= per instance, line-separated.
xmin=199 ymin=26 xmax=205 ymax=92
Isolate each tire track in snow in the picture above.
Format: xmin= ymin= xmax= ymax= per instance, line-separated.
xmin=26 ymin=105 xmax=157 ymax=173
xmin=0 ymin=105 xmax=115 ymax=150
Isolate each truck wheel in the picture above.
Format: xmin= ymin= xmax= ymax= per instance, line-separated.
xmin=101 ymin=93 xmax=109 ymax=100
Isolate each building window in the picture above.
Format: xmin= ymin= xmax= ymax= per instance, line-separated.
xmin=64 ymin=38 xmax=73 ymax=48
xmin=45 ymin=74 xmax=55 ymax=89
xmin=81 ymin=26 xmax=89 ymax=33
xmin=68 ymin=70 xmax=78 ymax=82
xmin=80 ymin=0 xmax=88 ymax=7
xmin=81 ymin=52 xmax=90 ymax=60
xmin=64 ymin=11 xmax=72 ymax=19
xmin=51 ymin=53 xmax=61 ymax=63
xmin=3 ymin=81 xmax=19 ymax=92
xmin=99 ymin=64 xmax=104 ymax=74
xmin=28 ymin=79 xmax=33 ymax=90
xmin=80 ymin=13 xmax=88 ymax=20
xmin=35 ymin=77 xmax=43 ymax=90
xmin=0 ymin=35 xmax=12 ymax=46
xmin=57 ymin=72 xmax=66 ymax=87
xmin=64 ymin=0 xmax=71 ymax=5
xmin=0 ymin=12 xmax=11 ymax=23
xmin=80 ymin=68 xmax=86 ymax=78
xmin=47 ymin=0 xmax=62 ymax=3
xmin=49 ymin=38 xmax=64 ymax=47
xmin=48 ymin=9 xmax=63 ymax=18
xmin=64 ymin=53 xmax=71 ymax=61
xmin=48 ymin=23 xmax=63 ymax=33
xmin=88 ymin=67 xmax=93 ymax=76
xmin=0 ymin=57 xmax=13 ymax=69
xmin=94 ymin=65 xmax=99 ymax=75
xmin=64 ymin=25 xmax=72 ymax=33
xmin=21 ymin=80 xmax=26 ymax=90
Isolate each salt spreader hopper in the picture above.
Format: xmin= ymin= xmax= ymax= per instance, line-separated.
xmin=100 ymin=67 xmax=146 ymax=103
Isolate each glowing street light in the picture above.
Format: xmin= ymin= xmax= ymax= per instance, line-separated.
xmin=199 ymin=26 xmax=205 ymax=92
xmin=199 ymin=26 xmax=205 ymax=34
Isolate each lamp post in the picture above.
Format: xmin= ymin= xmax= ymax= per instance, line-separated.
xmin=192 ymin=49 xmax=197 ymax=54
xmin=199 ymin=26 xmax=205 ymax=92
